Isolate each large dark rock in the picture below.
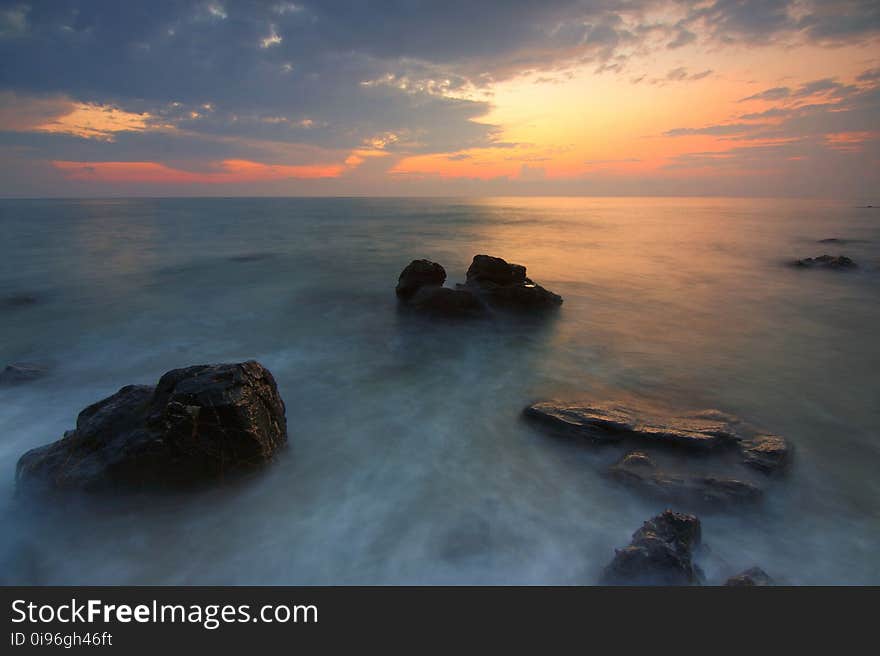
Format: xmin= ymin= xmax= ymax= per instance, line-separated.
xmin=601 ymin=510 xmax=703 ymax=585
xmin=462 ymin=255 xmax=562 ymax=311
xmin=0 ymin=362 xmax=49 ymax=386
xmin=396 ymin=259 xmax=447 ymax=299
xmin=409 ymin=285 xmax=485 ymax=318
xmin=466 ymin=254 xmax=528 ymax=286
xmin=608 ymin=451 xmax=763 ymax=508
xmin=16 ymin=361 xmax=287 ymax=492
xmin=793 ymin=254 xmax=857 ymax=269
xmin=524 ymin=400 xmax=790 ymax=472
xmin=724 ymin=566 xmax=774 ymax=586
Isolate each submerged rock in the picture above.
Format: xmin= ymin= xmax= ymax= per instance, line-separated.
xmin=724 ymin=566 xmax=774 ymax=586
xmin=1 ymin=294 xmax=39 ymax=309
xmin=601 ymin=510 xmax=703 ymax=585
xmin=16 ymin=361 xmax=287 ymax=493
xmin=0 ymin=362 xmax=49 ymax=386
xmin=793 ymin=254 xmax=857 ymax=269
xmin=608 ymin=451 xmax=763 ymax=507
xmin=396 ymin=259 xmax=447 ymax=300
xmin=462 ymin=254 xmax=562 ymax=311
xmin=524 ymin=399 xmax=790 ymax=472
xmin=409 ymin=285 xmax=485 ymax=318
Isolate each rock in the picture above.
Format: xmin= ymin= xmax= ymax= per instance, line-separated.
xmin=525 ymin=400 xmax=790 ymax=472
xmin=409 ymin=285 xmax=485 ymax=318
xmin=793 ymin=254 xmax=857 ymax=269
xmin=724 ymin=566 xmax=774 ymax=586
xmin=396 ymin=259 xmax=447 ymax=299
xmin=16 ymin=361 xmax=287 ymax=493
xmin=524 ymin=401 xmax=740 ymax=450
xmin=466 ymin=254 xmax=529 ymax=286
xmin=739 ymin=433 xmax=790 ymax=473
xmin=0 ymin=362 xmax=49 ymax=386
xmin=462 ymin=254 xmax=562 ymax=311
xmin=601 ymin=510 xmax=703 ymax=585
xmin=1 ymin=294 xmax=39 ymax=309
xmin=608 ymin=451 xmax=763 ymax=508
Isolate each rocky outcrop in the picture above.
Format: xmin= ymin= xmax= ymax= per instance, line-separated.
xmin=395 ymin=255 xmax=562 ymax=317
xmin=793 ymin=254 xmax=857 ymax=269
xmin=461 ymin=255 xmax=562 ymax=311
xmin=396 ymin=259 xmax=447 ymax=300
xmin=0 ymin=362 xmax=49 ymax=386
xmin=608 ymin=451 xmax=763 ymax=507
xmin=16 ymin=361 xmax=287 ymax=493
xmin=739 ymin=433 xmax=790 ymax=473
xmin=524 ymin=399 xmax=790 ymax=473
xmin=724 ymin=566 xmax=774 ymax=586
xmin=601 ymin=510 xmax=703 ymax=585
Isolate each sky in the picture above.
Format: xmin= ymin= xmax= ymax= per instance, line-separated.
xmin=0 ymin=0 xmax=878 ymax=198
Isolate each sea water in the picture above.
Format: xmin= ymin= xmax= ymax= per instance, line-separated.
xmin=0 ymin=196 xmax=878 ymax=584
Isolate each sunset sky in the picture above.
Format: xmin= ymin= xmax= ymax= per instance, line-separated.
xmin=1 ymin=1 xmax=878 ymax=197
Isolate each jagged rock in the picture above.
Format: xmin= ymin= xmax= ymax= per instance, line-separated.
xmin=724 ymin=566 xmax=774 ymax=586
xmin=396 ymin=259 xmax=447 ymax=299
xmin=524 ymin=400 xmax=790 ymax=472
xmin=409 ymin=285 xmax=485 ymax=318
xmin=601 ymin=510 xmax=703 ymax=585
xmin=462 ymin=255 xmax=562 ymax=311
xmin=608 ymin=451 xmax=763 ymax=507
xmin=793 ymin=254 xmax=857 ymax=269
xmin=0 ymin=362 xmax=49 ymax=386
xmin=16 ymin=361 xmax=287 ymax=493
xmin=739 ymin=433 xmax=790 ymax=473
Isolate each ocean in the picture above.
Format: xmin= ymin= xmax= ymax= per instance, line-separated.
xmin=1 ymin=196 xmax=878 ymax=584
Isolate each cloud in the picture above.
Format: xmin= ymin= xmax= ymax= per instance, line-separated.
xmin=1 ymin=1 xmax=879 ymax=196
xmin=740 ymin=86 xmax=792 ymax=102
xmin=667 ymin=28 xmax=697 ymax=49
xmin=665 ymin=123 xmax=763 ymax=137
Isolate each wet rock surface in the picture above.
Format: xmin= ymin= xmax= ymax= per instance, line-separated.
xmin=724 ymin=566 xmax=774 ymax=586
xmin=396 ymin=259 xmax=447 ymax=300
xmin=462 ymin=254 xmax=562 ymax=311
xmin=524 ymin=399 xmax=790 ymax=473
xmin=601 ymin=510 xmax=703 ymax=585
xmin=608 ymin=451 xmax=763 ymax=507
xmin=16 ymin=361 xmax=287 ymax=493
xmin=739 ymin=433 xmax=791 ymax=473
xmin=793 ymin=254 xmax=857 ymax=269
xmin=0 ymin=362 xmax=50 ymax=386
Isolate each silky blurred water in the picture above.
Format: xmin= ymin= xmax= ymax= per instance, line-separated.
xmin=0 ymin=196 xmax=878 ymax=585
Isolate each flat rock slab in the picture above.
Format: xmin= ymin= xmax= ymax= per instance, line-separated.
xmin=524 ymin=400 xmax=790 ymax=472
xmin=16 ymin=361 xmax=287 ymax=493
xmin=608 ymin=451 xmax=763 ymax=508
